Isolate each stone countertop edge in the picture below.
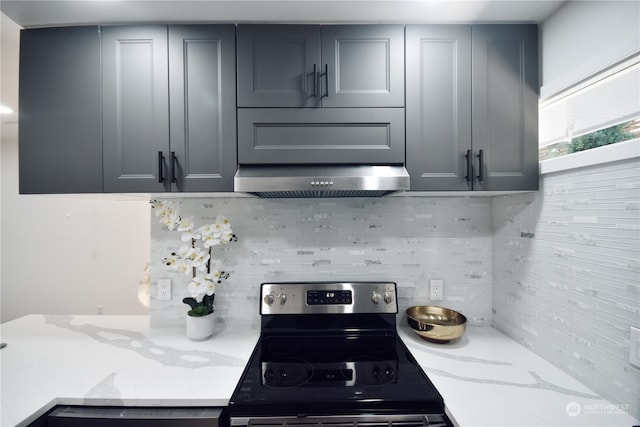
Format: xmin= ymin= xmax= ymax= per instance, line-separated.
xmin=1 ymin=315 xmax=638 ymax=427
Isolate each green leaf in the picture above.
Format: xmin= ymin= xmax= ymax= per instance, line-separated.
xmin=182 ymin=297 xmax=197 ymax=310
xmin=188 ymin=305 xmax=213 ymax=317
xmin=569 ymin=123 xmax=634 ymax=153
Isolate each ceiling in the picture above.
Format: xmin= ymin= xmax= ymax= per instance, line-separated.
xmin=1 ymin=0 xmax=566 ymax=28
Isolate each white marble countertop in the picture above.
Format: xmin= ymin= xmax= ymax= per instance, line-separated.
xmin=397 ymin=323 xmax=639 ymax=427
xmin=0 ymin=315 xmax=259 ymax=427
xmin=1 ymin=315 xmax=638 ymax=427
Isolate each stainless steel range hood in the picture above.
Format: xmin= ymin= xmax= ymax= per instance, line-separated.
xmin=234 ymin=165 xmax=410 ymax=198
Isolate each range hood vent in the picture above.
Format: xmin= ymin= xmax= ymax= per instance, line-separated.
xmin=234 ymin=165 xmax=410 ymax=198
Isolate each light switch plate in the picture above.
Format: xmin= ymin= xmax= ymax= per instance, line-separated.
xmin=157 ymin=278 xmax=172 ymax=300
xmin=630 ymin=326 xmax=640 ymax=369
xmin=429 ymin=279 xmax=444 ymax=301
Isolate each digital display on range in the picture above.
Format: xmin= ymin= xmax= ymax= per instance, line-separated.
xmin=307 ymin=290 xmax=352 ymax=305
xmin=312 ymin=369 xmax=353 ymax=383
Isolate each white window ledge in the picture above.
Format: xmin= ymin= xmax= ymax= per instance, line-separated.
xmin=540 ymin=138 xmax=640 ymax=175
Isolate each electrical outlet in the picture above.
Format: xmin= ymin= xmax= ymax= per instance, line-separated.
xmin=630 ymin=326 xmax=640 ymax=369
xmin=429 ymin=279 xmax=444 ymax=301
xmin=157 ymin=278 xmax=172 ymax=300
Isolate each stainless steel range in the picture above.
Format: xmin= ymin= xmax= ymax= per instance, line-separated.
xmin=228 ymin=282 xmax=452 ymax=427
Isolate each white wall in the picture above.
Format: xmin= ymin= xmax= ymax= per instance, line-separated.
xmin=0 ymin=13 xmax=150 ymax=323
xmin=540 ymin=0 xmax=640 ymax=99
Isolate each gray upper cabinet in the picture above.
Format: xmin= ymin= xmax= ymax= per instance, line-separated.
xmin=237 ymin=24 xmax=405 ymax=165
xmin=321 ymin=25 xmax=405 ymax=108
xmin=19 ymin=26 xmax=102 ymax=194
xmin=472 ymin=25 xmax=539 ymax=191
xmin=102 ymin=26 xmax=169 ymax=192
xmin=237 ymin=24 xmax=404 ymax=108
xmin=406 ymin=25 xmax=472 ymax=191
xmin=237 ymin=108 xmax=405 ymax=164
xmin=168 ymin=25 xmax=237 ymax=192
xmin=102 ymin=25 xmax=236 ymax=193
xmin=237 ymin=25 xmax=321 ymax=108
xmin=406 ymin=24 xmax=539 ymax=192
xmin=20 ymin=23 xmax=537 ymax=195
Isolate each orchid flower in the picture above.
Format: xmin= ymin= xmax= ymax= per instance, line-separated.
xmin=187 ymin=277 xmax=206 ymax=301
xmin=150 ymin=199 xmax=237 ymax=316
xmin=203 ymin=274 xmax=216 ymax=296
xmin=202 ymin=234 xmax=222 ymax=248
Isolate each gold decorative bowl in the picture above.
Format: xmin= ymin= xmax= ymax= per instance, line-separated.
xmin=406 ymin=306 xmax=467 ymax=343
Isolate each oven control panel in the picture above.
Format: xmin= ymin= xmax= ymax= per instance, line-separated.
xmin=260 ymin=282 xmax=397 ymax=315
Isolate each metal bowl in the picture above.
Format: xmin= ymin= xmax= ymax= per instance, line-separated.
xmin=406 ymin=306 xmax=467 ymax=343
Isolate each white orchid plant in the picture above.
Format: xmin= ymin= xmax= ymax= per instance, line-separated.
xmin=150 ymin=200 xmax=237 ymax=317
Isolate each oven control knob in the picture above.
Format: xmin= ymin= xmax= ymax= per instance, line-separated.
xmin=277 ymin=293 xmax=287 ymax=305
xmin=383 ymin=291 xmax=394 ymax=304
xmin=371 ymin=291 xmax=382 ymax=304
xmin=263 ymin=293 xmax=275 ymax=305
xmin=264 ymin=369 xmax=274 ymax=380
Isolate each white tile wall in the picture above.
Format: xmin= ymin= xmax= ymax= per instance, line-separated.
xmin=150 ymin=197 xmax=493 ymax=330
xmin=493 ymin=157 xmax=640 ymax=420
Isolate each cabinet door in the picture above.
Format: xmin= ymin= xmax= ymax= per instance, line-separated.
xmin=406 ymin=25 xmax=472 ymax=191
xmin=238 ymin=108 xmax=405 ymax=164
xmin=169 ymin=25 xmax=237 ymax=192
xmin=102 ymin=26 xmax=170 ymax=192
xmin=321 ymin=25 xmax=405 ymax=108
xmin=237 ymin=25 xmax=321 ymax=107
xmin=19 ymin=26 xmax=102 ymax=194
xmin=472 ymin=25 xmax=539 ymax=191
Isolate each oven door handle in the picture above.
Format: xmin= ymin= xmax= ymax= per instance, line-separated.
xmin=235 ymin=414 xmax=450 ymax=427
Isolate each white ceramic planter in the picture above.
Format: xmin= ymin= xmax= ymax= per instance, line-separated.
xmin=185 ymin=312 xmax=216 ymax=341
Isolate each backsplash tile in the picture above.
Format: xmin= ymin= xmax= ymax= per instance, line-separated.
xmin=150 ymin=197 xmax=493 ymax=329
xmin=493 ymin=157 xmax=640 ymax=419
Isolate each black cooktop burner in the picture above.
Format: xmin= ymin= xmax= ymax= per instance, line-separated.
xmin=262 ymin=357 xmax=313 ymax=388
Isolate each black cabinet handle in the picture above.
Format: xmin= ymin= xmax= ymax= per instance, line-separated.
xmin=323 ymin=63 xmax=329 ymax=98
xmin=464 ymin=149 xmax=472 ymax=182
xmin=312 ymin=63 xmax=317 ymax=97
xmin=476 ymin=149 xmax=484 ymax=182
xmin=170 ymin=151 xmax=177 ymax=183
xmin=158 ymin=151 xmax=165 ymax=183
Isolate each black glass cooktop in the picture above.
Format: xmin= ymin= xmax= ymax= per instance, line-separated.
xmin=228 ymin=332 xmax=444 ymax=417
